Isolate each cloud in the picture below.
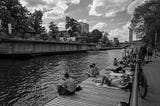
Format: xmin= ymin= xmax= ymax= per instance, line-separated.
xmin=19 ymin=0 xmax=80 ymax=32
xmin=20 ymin=0 xmax=80 ymax=19
xmin=57 ymin=22 xmax=66 ymax=31
xmin=89 ymin=0 xmax=132 ymax=17
xmin=91 ymin=22 xmax=107 ymax=31
xmin=89 ymin=0 xmax=148 ymax=17
xmin=105 ymin=11 xmax=117 ymax=17
xmin=88 ymin=0 xmax=103 ymax=16
xmin=127 ymin=0 xmax=147 ymax=14
xmin=109 ymin=22 xmax=130 ymax=42
xmin=78 ymin=19 xmax=87 ymax=23
xmin=42 ymin=23 xmax=49 ymax=32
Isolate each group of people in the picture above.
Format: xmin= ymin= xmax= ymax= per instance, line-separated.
xmin=57 ymin=63 xmax=111 ymax=95
xmin=139 ymin=44 xmax=153 ymax=62
xmin=86 ymin=63 xmax=112 ymax=86
xmin=122 ymin=43 xmax=154 ymax=65
xmin=57 ymin=43 xmax=153 ymax=96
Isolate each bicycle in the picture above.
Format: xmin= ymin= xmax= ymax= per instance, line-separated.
xmin=137 ymin=59 xmax=148 ymax=99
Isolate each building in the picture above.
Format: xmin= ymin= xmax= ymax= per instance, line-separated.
xmin=129 ymin=27 xmax=133 ymax=42
xmin=113 ymin=37 xmax=119 ymax=47
xmin=79 ymin=22 xmax=89 ymax=34
xmin=113 ymin=37 xmax=118 ymax=43
xmin=128 ymin=23 xmax=134 ymax=42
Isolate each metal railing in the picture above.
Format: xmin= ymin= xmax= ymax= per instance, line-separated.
xmin=130 ymin=57 xmax=139 ymax=106
xmin=130 ymin=54 xmax=139 ymax=106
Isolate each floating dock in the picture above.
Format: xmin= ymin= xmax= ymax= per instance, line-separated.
xmin=45 ymin=77 xmax=130 ymax=106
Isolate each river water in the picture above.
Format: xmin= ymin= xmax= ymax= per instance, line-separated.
xmin=0 ymin=49 xmax=123 ymax=106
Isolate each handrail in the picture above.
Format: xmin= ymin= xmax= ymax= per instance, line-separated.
xmin=130 ymin=57 xmax=138 ymax=106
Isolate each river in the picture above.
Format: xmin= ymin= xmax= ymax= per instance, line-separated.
xmin=0 ymin=49 xmax=123 ymax=106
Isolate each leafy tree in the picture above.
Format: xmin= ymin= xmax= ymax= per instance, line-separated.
xmin=90 ymin=29 xmax=103 ymax=43
xmin=101 ymin=32 xmax=110 ymax=44
xmin=30 ymin=10 xmax=43 ymax=34
xmin=101 ymin=35 xmax=109 ymax=44
xmin=65 ymin=16 xmax=80 ymax=37
xmin=131 ymin=0 xmax=160 ymax=45
xmin=49 ymin=21 xmax=59 ymax=40
xmin=85 ymin=32 xmax=92 ymax=43
xmin=0 ymin=0 xmax=29 ymax=34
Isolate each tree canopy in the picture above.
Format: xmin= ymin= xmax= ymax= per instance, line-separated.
xmin=49 ymin=21 xmax=59 ymax=40
xmin=91 ymin=29 xmax=103 ymax=43
xmin=30 ymin=10 xmax=43 ymax=34
xmin=65 ymin=16 xmax=80 ymax=37
xmin=0 ymin=0 xmax=45 ymax=38
xmin=101 ymin=32 xmax=110 ymax=44
xmin=131 ymin=0 xmax=160 ymax=45
xmin=86 ymin=29 xmax=103 ymax=43
xmin=0 ymin=0 xmax=29 ymax=34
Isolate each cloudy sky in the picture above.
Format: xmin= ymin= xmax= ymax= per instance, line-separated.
xmin=19 ymin=0 xmax=147 ymax=42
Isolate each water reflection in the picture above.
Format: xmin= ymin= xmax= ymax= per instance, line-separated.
xmin=0 ymin=50 xmax=123 ymax=106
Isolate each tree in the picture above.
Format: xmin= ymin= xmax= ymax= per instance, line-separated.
xmin=101 ymin=35 xmax=109 ymax=44
xmin=101 ymin=32 xmax=110 ymax=44
xmin=30 ymin=10 xmax=43 ymax=34
xmin=90 ymin=29 xmax=103 ymax=43
xmin=0 ymin=0 xmax=29 ymax=34
xmin=49 ymin=21 xmax=59 ymax=40
xmin=65 ymin=16 xmax=80 ymax=37
xmin=131 ymin=0 xmax=160 ymax=45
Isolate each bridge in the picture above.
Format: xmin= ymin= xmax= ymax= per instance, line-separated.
xmin=119 ymin=41 xmax=140 ymax=48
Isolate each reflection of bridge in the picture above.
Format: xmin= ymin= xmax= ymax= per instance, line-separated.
xmin=119 ymin=41 xmax=140 ymax=48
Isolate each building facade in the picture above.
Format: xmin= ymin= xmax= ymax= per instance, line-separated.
xmin=79 ymin=22 xmax=89 ymax=34
xmin=129 ymin=27 xmax=133 ymax=42
xmin=113 ymin=37 xmax=119 ymax=47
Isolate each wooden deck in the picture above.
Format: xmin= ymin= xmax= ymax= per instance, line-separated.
xmin=44 ymin=77 xmax=130 ymax=106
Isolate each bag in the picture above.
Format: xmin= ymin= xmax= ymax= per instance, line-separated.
xmin=76 ymin=86 xmax=82 ymax=91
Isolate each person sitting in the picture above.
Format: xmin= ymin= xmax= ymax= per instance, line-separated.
xmin=86 ymin=63 xmax=111 ymax=86
xmin=86 ymin=63 xmax=99 ymax=77
xmin=57 ymin=73 xmax=77 ymax=95
xmin=113 ymin=58 xmax=118 ymax=66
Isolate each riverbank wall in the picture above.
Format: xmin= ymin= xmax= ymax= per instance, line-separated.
xmin=0 ymin=39 xmax=92 ymax=58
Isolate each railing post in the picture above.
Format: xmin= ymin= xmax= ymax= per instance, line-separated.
xmin=131 ymin=56 xmax=138 ymax=106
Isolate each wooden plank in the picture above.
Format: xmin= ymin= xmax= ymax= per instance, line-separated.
xmin=45 ymin=77 xmax=130 ymax=106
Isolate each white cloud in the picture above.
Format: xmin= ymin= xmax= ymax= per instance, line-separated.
xmin=78 ymin=19 xmax=87 ymax=23
xmin=89 ymin=0 xmax=148 ymax=17
xmin=19 ymin=0 xmax=80 ymax=32
xmin=127 ymin=0 xmax=146 ymax=14
xmin=89 ymin=0 xmax=132 ymax=17
xmin=42 ymin=24 xmax=49 ymax=32
xmin=105 ymin=11 xmax=117 ymax=17
xmin=57 ymin=22 xmax=66 ymax=31
xmin=88 ymin=0 xmax=103 ymax=16
xmin=109 ymin=22 xmax=130 ymax=42
xmin=91 ymin=22 xmax=107 ymax=31
xmin=20 ymin=0 xmax=80 ymax=19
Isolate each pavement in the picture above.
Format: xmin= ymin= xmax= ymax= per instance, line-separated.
xmin=138 ymin=54 xmax=160 ymax=106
